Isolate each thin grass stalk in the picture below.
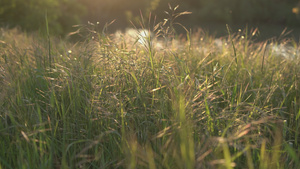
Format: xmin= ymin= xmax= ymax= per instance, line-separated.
xmin=221 ymin=139 xmax=233 ymax=169
xmin=45 ymin=11 xmax=51 ymax=71
xmin=226 ymin=25 xmax=238 ymax=70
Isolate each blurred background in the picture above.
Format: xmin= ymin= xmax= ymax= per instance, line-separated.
xmin=1 ymin=0 xmax=300 ymax=40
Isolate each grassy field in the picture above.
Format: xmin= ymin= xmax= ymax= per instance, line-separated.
xmin=0 ymin=10 xmax=300 ymax=169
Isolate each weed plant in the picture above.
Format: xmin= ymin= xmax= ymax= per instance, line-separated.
xmin=0 ymin=6 xmax=299 ymax=169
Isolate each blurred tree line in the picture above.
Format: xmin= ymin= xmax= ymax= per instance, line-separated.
xmin=172 ymin=0 xmax=299 ymax=26
xmin=0 ymin=0 xmax=299 ymax=35
xmin=0 ymin=0 xmax=85 ymax=35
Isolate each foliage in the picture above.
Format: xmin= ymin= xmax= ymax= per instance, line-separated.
xmin=77 ymin=0 xmax=162 ymax=30
xmin=0 ymin=0 xmax=85 ymax=35
xmin=161 ymin=0 xmax=299 ymax=26
xmin=1 ymin=0 xmax=299 ymax=36
xmin=0 ymin=7 xmax=300 ymax=168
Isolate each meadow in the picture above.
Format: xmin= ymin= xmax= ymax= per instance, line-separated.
xmin=0 ymin=9 xmax=300 ymax=169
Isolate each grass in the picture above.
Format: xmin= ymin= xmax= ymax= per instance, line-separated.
xmin=0 ymin=8 xmax=300 ymax=169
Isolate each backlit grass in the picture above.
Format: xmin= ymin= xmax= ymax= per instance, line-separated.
xmin=0 ymin=9 xmax=299 ymax=169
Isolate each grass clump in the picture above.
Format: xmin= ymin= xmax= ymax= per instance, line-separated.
xmin=0 ymin=7 xmax=300 ymax=169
